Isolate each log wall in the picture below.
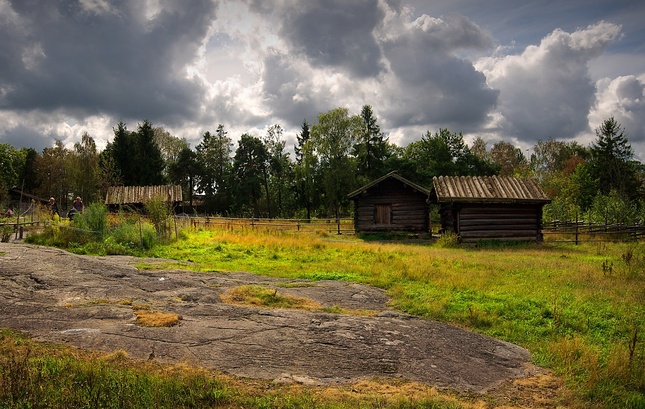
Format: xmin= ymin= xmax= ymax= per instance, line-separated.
xmin=440 ymin=203 xmax=544 ymax=242
xmin=353 ymin=179 xmax=429 ymax=233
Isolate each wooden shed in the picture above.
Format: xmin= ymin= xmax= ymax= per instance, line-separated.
xmin=348 ymin=172 xmax=431 ymax=233
xmin=430 ymin=176 xmax=550 ymax=242
xmin=105 ymin=185 xmax=182 ymax=210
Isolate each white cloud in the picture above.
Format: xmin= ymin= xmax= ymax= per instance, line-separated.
xmin=590 ymin=74 xmax=645 ymax=159
xmin=477 ymin=21 xmax=622 ymax=144
xmin=1 ymin=0 xmax=644 ymax=164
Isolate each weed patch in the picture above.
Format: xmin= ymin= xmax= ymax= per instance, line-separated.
xmin=220 ymin=285 xmax=322 ymax=310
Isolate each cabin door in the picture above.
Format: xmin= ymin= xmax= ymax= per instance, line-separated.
xmin=374 ymin=204 xmax=392 ymax=224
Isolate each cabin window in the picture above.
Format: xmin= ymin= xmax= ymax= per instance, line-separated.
xmin=374 ymin=204 xmax=392 ymax=224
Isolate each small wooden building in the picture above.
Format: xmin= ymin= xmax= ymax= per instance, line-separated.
xmin=430 ymin=176 xmax=550 ymax=242
xmin=105 ymin=185 xmax=182 ymax=211
xmin=348 ymin=172 xmax=431 ymax=233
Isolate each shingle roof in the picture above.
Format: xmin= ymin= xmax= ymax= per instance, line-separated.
xmin=348 ymin=171 xmax=431 ymax=198
xmin=105 ymin=185 xmax=183 ymax=205
xmin=431 ymin=176 xmax=550 ymax=203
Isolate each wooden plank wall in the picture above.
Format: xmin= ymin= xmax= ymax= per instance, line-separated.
xmin=442 ymin=203 xmax=543 ymax=241
xmin=354 ymin=179 xmax=429 ymax=232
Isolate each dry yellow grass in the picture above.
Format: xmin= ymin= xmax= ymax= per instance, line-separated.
xmin=133 ymin=308 xmax=182 ymax=327
xmin=220 ymin=285 xmax=381 ymax=316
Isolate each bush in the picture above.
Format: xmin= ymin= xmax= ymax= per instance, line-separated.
xmin=1 ymin=225 xmax=13 ymax=242
xmin=109 ymin=219 xmax=157 ymax=250
xmin=145 ymin=197 xmax=172 ymax=238
xmin=585 ymin=190 xmax=640 ymax=224
xmin=73 ymin=203 xmax=108 ymax=238
xmin=435 ymin=232 xmax=459 ymax=248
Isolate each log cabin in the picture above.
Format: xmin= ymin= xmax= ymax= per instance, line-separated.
xmin=348 ymin=172 xmax=431 ymax=233
xmin=430 ymin=175 xmax=551 ymax=242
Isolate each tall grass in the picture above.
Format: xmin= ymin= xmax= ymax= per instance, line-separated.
xmin=15 ymin=221 xmax=645 ymax=408
xmin=0 ymin=330 xmax=463 ymax=409
xmin=148 ymin=228 xmax=644 ymax=408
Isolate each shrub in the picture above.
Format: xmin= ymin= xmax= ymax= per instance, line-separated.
xmin=109 ymin=220 xmax=157 ymax=250
xmin=585 ymin=190 xmax=640 ymax=224
xmin=145 ymin=197 xmax=172 ymax=238
xmin=73 ymin=203 xmax=108 ymax=238
xmin=1 ymin=225 xmax=13 ymax=242
xmin=435 ymin=232 xmax=459 ymax=248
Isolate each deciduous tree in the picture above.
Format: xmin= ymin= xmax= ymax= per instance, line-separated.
xmin=311 ymin=108 xmax=360 ymax=219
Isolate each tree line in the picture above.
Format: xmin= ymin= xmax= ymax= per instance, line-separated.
xmin=1 ymin=106 xmax=644 ymax=223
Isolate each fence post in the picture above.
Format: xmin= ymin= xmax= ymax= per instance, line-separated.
xmin=575 ymin=212 xmax=579 ymax=245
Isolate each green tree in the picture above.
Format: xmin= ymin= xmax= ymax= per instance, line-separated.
xmin=588 ymin=117 xmax=641 ymax=202
xmin=408 ymin=128 xmax=485 ymax=182
xmin=586 ymin=189 xmax=640 ymax=224
xmin=294 ymin=120 xmax=322 ymax=219
xmin=153 ymin=127 xmax=189 ymax=180
xmin=110 ymin=121 xmax=133 ymax=185
xmin=134 ymin=119 xmax=166 ymax=186
xmin=294 ymin=120 xmax=318 ymax=219
xmin=18 ymin=148 xmax=40 ymax=195
xmin=98 ymin=144 xmax=122 ymax=195
xmin=71 ymin=133 xmax=101 ymax=204
xmin=0 ymin=144 xmax=19 ymax=205
xmin=311 ymin=107 xmax=360 ymax=219
xmin=489 ymin=141 xmax=528 ymax=176
xmin=233 ymin=134 xmax=269 ymax=217
xmin=353 ymin=105 xmax=388 ymax=182
xmin=294 ymin=119 xmax=310 ymax=165
xmin=265 ymin=124 xmax=294 ymax=217
xmin=168 ymin=147 xmax=201 ymax=210
xmin=36 ymin=141 xmax=72 ymax=209
xmin=196 ymin=125 xmax=233 ymax=214
xmin=470 ymin=136 xmax=488 ymax=160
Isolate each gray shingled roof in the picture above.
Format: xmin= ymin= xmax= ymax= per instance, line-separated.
xmin=431 ymin=176 xmax=550 ymax=203
xmin=105 ymin=185 xmax=183 ymax=205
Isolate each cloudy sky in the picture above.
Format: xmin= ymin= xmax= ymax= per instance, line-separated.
xmin=1 ymin=0 xmax=645 ymax=161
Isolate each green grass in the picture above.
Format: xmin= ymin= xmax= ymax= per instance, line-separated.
xmin=145 ymin=229 xmax=644 ymax=408
xmin=0 ymin=330 xmax=464 ymax=409
xmin=11 ymin=225 xmax=645 ymax=408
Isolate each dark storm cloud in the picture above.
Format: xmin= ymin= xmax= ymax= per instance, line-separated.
xmin=1 ymin=124 xmax=54 ymax=152
xmin=381 ymin=13 xmax=498 ymax=129
xmin=0 ymin=0 xmax=216 ymax=125
xmin=279 ymin=0 xmax=386 ymax=78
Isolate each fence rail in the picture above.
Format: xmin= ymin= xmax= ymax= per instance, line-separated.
xmin=542 ymin=221 xmax=645 ymax=243
xmin=0 ymin=221 xmax=41 ymax=241
xmin=173 ymin=216 xmax=356 ymax=235
xmin=4 ymin=215 xmax=643 ymax=244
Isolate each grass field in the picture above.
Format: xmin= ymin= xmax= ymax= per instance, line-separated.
xmin=5 ymin=223 xmax=645 ymax=408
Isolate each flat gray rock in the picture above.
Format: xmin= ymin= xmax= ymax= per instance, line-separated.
xmin=0 ymin=243 xmax=532 ymax=392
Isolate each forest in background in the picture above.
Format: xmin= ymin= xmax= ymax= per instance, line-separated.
xmin=1 ymin=105 xmax=644 ymax=224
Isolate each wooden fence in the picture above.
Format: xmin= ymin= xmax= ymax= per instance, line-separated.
xmin=0 ymin=221 xmax=41 ymax=242
xmin=173 ymin=216 xmax=356 ymax=235
xmin=542 ymin=221 xmax=645 ymax=243
xmin=4 ymin=215 xmax=643 ymax=244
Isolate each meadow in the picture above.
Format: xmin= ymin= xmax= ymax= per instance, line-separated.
xmin=4 ymin=216 xmax=645 ymax=408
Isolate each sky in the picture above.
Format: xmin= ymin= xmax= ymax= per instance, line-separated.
xmin=1 ymin=0 xmax=645 ymax=162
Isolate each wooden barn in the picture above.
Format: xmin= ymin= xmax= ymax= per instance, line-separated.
xmin=430 ymin=176 xmax=551 ymax=242
xmin=105 ymin=185 xmax=182 ymax=211
xmin=348 ymin=172 xmax=431 ymax=233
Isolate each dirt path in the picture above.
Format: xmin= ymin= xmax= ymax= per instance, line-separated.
xmin=0 ymin=243 xmax=534 ymax=392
